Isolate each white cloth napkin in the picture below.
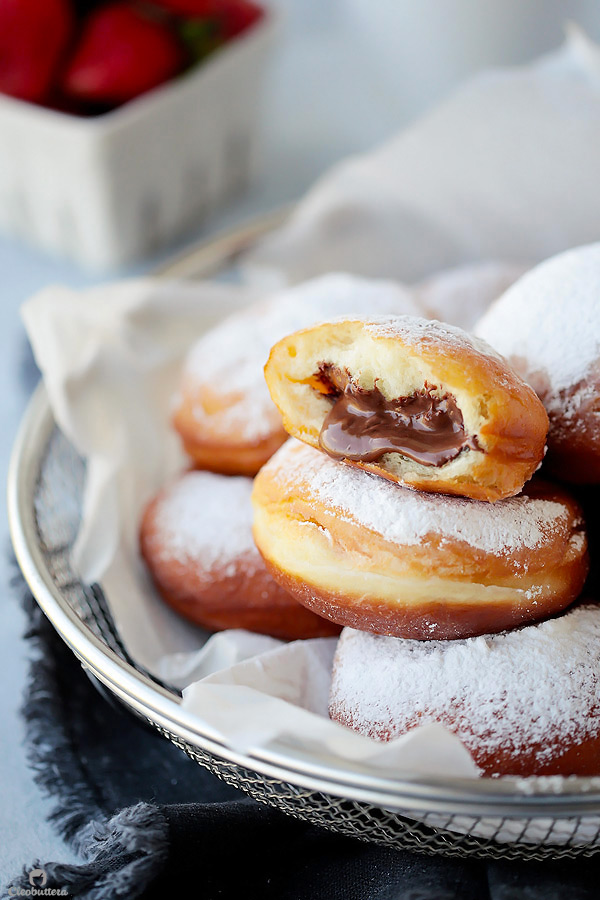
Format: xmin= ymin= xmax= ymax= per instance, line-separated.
xmin=23 ymin=279 xmax=262 ymax=665
xmin=243 ymin=27 xmax=600 ymax=287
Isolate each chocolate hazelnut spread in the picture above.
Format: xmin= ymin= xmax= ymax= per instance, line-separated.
xmin=314 ymin=364 xmax=479 ymax=466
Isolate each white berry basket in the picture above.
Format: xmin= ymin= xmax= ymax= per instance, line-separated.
xmin=9 ymin=212 xmax=600 ymax=863
xmin=0 ymin=11 xmax=276 ymax=270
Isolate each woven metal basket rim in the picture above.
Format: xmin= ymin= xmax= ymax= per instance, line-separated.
xmin=9 ymin=210 xmax=600 ymax=825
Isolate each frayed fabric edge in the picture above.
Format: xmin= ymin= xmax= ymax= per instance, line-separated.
xmin=5 ymin=802 xmax=169 ymax=900
xmin=4 ymin=566 xmax=170 ymax=899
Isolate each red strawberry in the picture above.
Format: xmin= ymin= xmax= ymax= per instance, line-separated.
xmin=0 ymin=0 xmax=74 ymax=103
xmin=218 ymin=0 xmax=263 ymax=38
xmin=62 ymin=3 xmax=184 ymax=105
xmin=152 ymin=0 xmax=215 ymax=14
xmin=154 ymin=0 xmax=264 ymax=38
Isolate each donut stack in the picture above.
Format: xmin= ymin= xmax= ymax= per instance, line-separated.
xmin=251 ymin=244 xmax=600 ymax=777
xmin=140 ymin=274 xmax=421 ymax=640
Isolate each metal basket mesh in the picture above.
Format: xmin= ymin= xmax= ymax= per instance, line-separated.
xmin=29 ymin=424 xmax=600 ymax=861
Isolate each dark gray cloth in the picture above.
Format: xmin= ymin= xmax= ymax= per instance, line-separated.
xmin=4 ymin=575 xmax=600 ymax=900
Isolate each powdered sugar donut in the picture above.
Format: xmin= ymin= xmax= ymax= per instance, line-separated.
xmin=264 ymin=315 xmax=549 ymax=501
xmin=476 ymin=244 xmax=600 ymax=483
xmin=172 ymin=274 xmax=422 ymax=476
xmin=329 ymin=607 xmax=600 ymax=777
xmin=252 ymin=441 xmax=588 ymax=640
xmin=414 ymin=260 xmax=528 ymax=331
xmin=140 ymin=470 xmax=340 ymax=639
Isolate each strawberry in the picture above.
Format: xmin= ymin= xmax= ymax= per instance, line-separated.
xmin=154 ymin=0 xmax=264 ymax=38
xmin=0 ymin=0 xmax=74 ymax=103
xmin=152 ymin=0 xmax=216 ymax=14
xmin=217 ymin=0 xmax=263 ymax=38
xmin=72 ymin=0 xmax=105 ymax=19
xmin=62 ymin=3 xmax=184 ymax=106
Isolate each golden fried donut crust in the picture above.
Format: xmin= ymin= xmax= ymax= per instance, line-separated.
xmin=173 ymin=396 xmax=287 ymax=477
xmin=524 ymin=366 xmax=600 ymax=484
xmin=173 ymin=276 xmax=422 ymax=477
xmin=264 ymin=316 xmax=549 ymax=502
xmin=251 ymin=441 xmax=588 ymax=641
xmin=140 ymin=471 xmax=340 ymax=640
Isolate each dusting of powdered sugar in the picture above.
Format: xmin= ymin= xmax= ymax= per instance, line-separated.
xmin=414 ymin=261 xmax=528 ymax=331
xmin=475 ymin=243 xmax=600 ymax=408
xmin=181 ymin=274 xmax=422 ymax=441
xmin=152 ymin=471 xmax=257 ymax=571
xmin=270 ymin=441 xmax=570 ymax=559
xmin=361 ymin=314 xmax=506 ymax=364
xmin=330 ymin=607 xmax=600 ymax=762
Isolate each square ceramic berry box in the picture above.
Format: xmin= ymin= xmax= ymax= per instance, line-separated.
xmin=0 ymin=10 xmax=275 ymax=269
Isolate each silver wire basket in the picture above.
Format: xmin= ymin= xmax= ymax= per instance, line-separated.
xmin=9 ymin=213 xmax=600 ymax=862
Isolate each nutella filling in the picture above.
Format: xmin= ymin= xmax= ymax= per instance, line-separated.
xmin=313 ymin=364 xmax=479 ymax=467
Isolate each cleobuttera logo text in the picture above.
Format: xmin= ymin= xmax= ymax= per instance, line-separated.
xmin=8 ymin=868 xmax=68 ymax=897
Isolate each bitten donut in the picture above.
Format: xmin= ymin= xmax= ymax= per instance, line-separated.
xmin=264 ymin=315 xmax=549 ymax=501
xmin=172 ymin=274 xmax=422 ymax=476
xmin=251 ymin=441 xmax=588 ymax=640
xmin=476 ymin=243 xmax=600 ymax=483
xmin=329 ymin=608 xmax=600 ymax=777
xmin=140 ymin=469 xmax=340 ymax=640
